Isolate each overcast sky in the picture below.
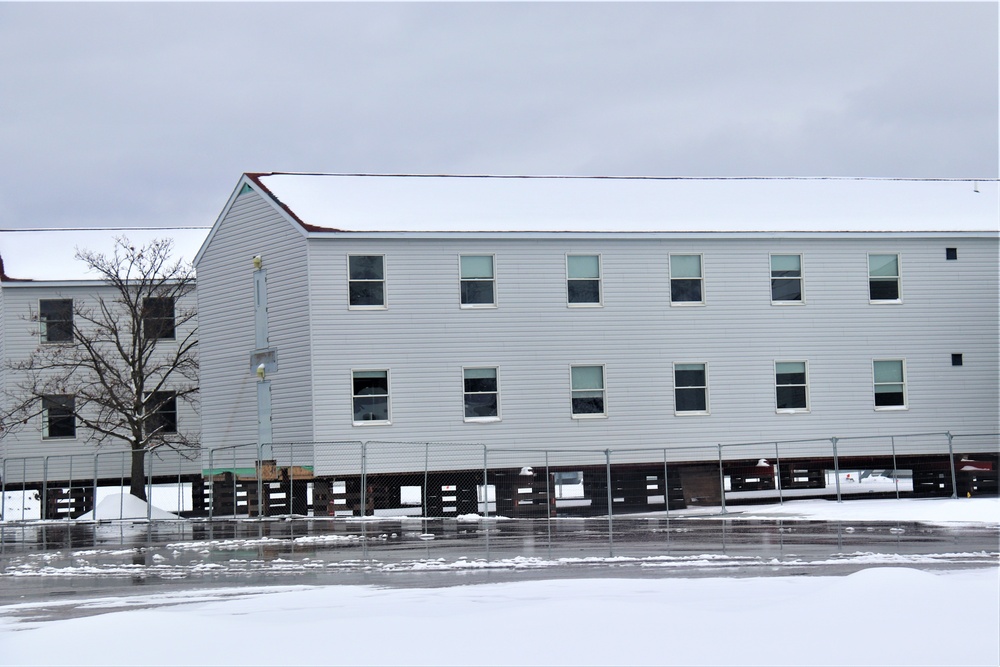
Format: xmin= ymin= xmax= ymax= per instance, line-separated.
xmin=0 ymin=2 xmax=996 ymax=230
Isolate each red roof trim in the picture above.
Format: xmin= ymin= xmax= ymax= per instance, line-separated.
xmin=0 ymin=255 xmax=33 ymax=282
xmin=245 ymin=173 xmax=342 ymax=233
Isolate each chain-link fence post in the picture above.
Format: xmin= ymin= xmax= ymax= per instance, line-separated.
xmin=146 ymin=448 xmax=153 ymax=521
xmin=119 ymin=453 xmax=125 ymax=519
xmin=177 ymin=454 xmax=183 ymax=516
xmin=260 ymin=442 xmax=268 ymax=519
xmin=662 ymin=448 xmax=669 ymax=515
xmin=717 ymin=444 xmax=727 ymax=514
xmin=605 ymin=449 xmax=613 ymax=557
xmin=831 ymin=437 xmax=842 ymax=503
xmin=21 ymin=459 xmax=27 ymax=521
xmin=68 ymin=455 xmax=74 ymax=517
xmin=890 ymin=435 xmax=900 ymax=499
xmin=423 ymin=442 xmax=430 ymax=518
xmin=482 ymin=446 xmax=489 ymax=520
xmin=1 ymin=459 xmax=6 ymax=521
xmin=208 ymin=448 xmax=215 ymax=521
xmin=360 ymin=441 xmax=367 ymax=518
xmin=774 ymin=442 xmax=784 ymax=505
xmin=946 ymin=431 xmax=958 ymax=499
xmin=92 ymin=453 xmax=100 ymax=520
xmin=42 ymin=457 xmax=49 ymax=521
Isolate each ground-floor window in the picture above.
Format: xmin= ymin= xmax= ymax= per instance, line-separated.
xmin=42 ymin=395 xmax=75 ymax=439
xmin=571 ymin=365 xmax=606 ymax=417
xmin=873 ymin=359 xmax=906 ymax=409
xmin=353 ymin=370 xmax=390 ymax=423
xmin=674 ymin=363 xmax=708 ymax=414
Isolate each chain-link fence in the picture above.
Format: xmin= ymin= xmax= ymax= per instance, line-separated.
xmin=2 ymin=431 xmax=997 ymax=522
xmin=1 ymin=446 xmax=199 ymax=521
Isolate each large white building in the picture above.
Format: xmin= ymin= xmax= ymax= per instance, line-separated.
xmin=1 ymin=176 xmax=997 ymax=517
xmin=192 ymin=174 xmax=999 ymax=511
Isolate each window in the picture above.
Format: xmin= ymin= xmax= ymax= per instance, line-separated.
xmin=946 ymin=248 xmax=957 ymax=260
xmin=464 ymin=367 xmax=500 ymax=421
xmin=670 ymin=254 xmax=703 ymax=304
xmin=39 ymin=299 xmax=73 ymax=343
xmin=352 ymin=370 xmax=390 ymax=423
xmin=873 ymin=360 xmax=906 ymax=409
xmin=144 ymin=391 xmax=178 ymax=436
xmin=348 ymin=255 xmax=385 ymax=308
xmin=567 ymin=254 xmax=601 ymax=306
xmin=674 ymin=363 xmax=708 ymax=414
xmin=42 ymin=395 xmax=75 ymax=439
xmin=571 ymin=365 xmax=606 ymax=417
xmin=460 ymin=255 xmax=495 ymax=307
xmin=868 ymin=254 xmax=901 ymax=302
xmin=952 ymin=354 xmax=963 ymax=367
xmin=775 ymin=361 xmax=809 ymax=412
xmin=770 ymin=254 xmax=803 ymax=303
xmin=142 ymin=297 xmax=176 ymax=339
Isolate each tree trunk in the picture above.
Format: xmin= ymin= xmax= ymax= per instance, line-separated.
xmin=130 ymin=446 xmax=147 ymax=501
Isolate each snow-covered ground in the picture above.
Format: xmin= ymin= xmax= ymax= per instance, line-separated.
xmin=0 ymin=497 xmax=997 ymax=666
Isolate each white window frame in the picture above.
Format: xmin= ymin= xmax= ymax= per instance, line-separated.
xmin=347 ymin=254 xmax=387 ymax=310
xmin=566 ymin=253 xmax=603 ymax=307
xmin=570 ymin=364 xmax=607 ymax=419
xmin=673 ymin=362 xmax=709 ymax=415
xmin=774 ymin=360 xmax=810 ymax=413
xmin=459 ymin=254 xmax=497 ymax=309
xmin=669 ymin=253 xmax=705 ymax=306
xmin=42 ymin=394 xmax=76 ymax=440
xmin=463 ymin=366 xmax=501 ymax=423
xmin=872 ymin=359 xmax=907 ymax=411
xmin=38 ymin=298 xmax=74 ymax=344
xmin=868 ymin=253 xmax=902 ymax=304
xmin=769 ymin=254 xmax=805 ymax=305
xmin=351 ymin=369 xmax=391 ymax=425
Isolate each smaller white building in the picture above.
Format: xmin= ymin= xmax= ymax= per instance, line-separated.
xmin=0 ymin=229 xmax=207 ymax=495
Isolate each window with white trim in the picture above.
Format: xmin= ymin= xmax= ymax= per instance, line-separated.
xmin=868 ymin=254 xmax=901 ymax=302
xmin=674 ymin=363 xmax=708 ymax=414
xmin=39 ymin=299 xmax=73 ymax=343
xmin=42 ymin=395 xmax=75 ymax=439
xmin=352 ymin=370 xmax=390 ymax=423
xmin=567 ymin=254 xmax=602 ymax=306
xmin=460 ymin=255 xmax=495 ymax=307
xmin=873 ymin=359 xmax=906 ymax=409
xmin=670 ymin=254 xmax=703 ymax=304
xmin=770 ymin=254 xmax=803 ymax=303
xmin=571 ymin=365 xmax=606 ymax=417
xmin=775 ymin=361 xmax=809 ymax=412
xmin=348 ymin=255 xmax=386 ymax=308
xmin=464 ymin=367 xmax=500 ymax=421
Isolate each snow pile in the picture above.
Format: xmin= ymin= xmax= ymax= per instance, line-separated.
xmin=729 ymin=496 xmax=1000 ymax=525
xmin=75 ymin=494 xmax=179 ymax=521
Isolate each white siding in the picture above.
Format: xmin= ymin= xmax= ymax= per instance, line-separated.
xmin=304 ymin=235 xmax=998 ymax=473
xmin=0 ymin=283 xmax=200 ymax=482
xmin=196 ymin=189 xmax=314 ymax=454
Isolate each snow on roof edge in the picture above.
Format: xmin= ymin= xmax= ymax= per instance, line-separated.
xmin=251 ymin=173 xmax=1000 ymax=235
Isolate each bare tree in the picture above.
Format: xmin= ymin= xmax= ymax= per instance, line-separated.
xmin=1 ymin=237 xmax=198 ymax=501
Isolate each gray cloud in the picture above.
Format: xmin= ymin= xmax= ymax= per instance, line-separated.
xmin=0 ymin=2 xmax=995 ymax=229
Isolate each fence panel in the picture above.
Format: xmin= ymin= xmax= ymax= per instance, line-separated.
xmin=4 ymin=429 xmax=997 ymax=523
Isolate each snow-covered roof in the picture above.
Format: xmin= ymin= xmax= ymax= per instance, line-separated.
xmin=0 ymin=228 xmax=209 ymax=283
xmin=249 ymin=174 xmax=999 ymax=235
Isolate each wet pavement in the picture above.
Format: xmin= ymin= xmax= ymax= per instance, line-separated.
xmin=2 ymin=514 xmax=997 ymax=606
